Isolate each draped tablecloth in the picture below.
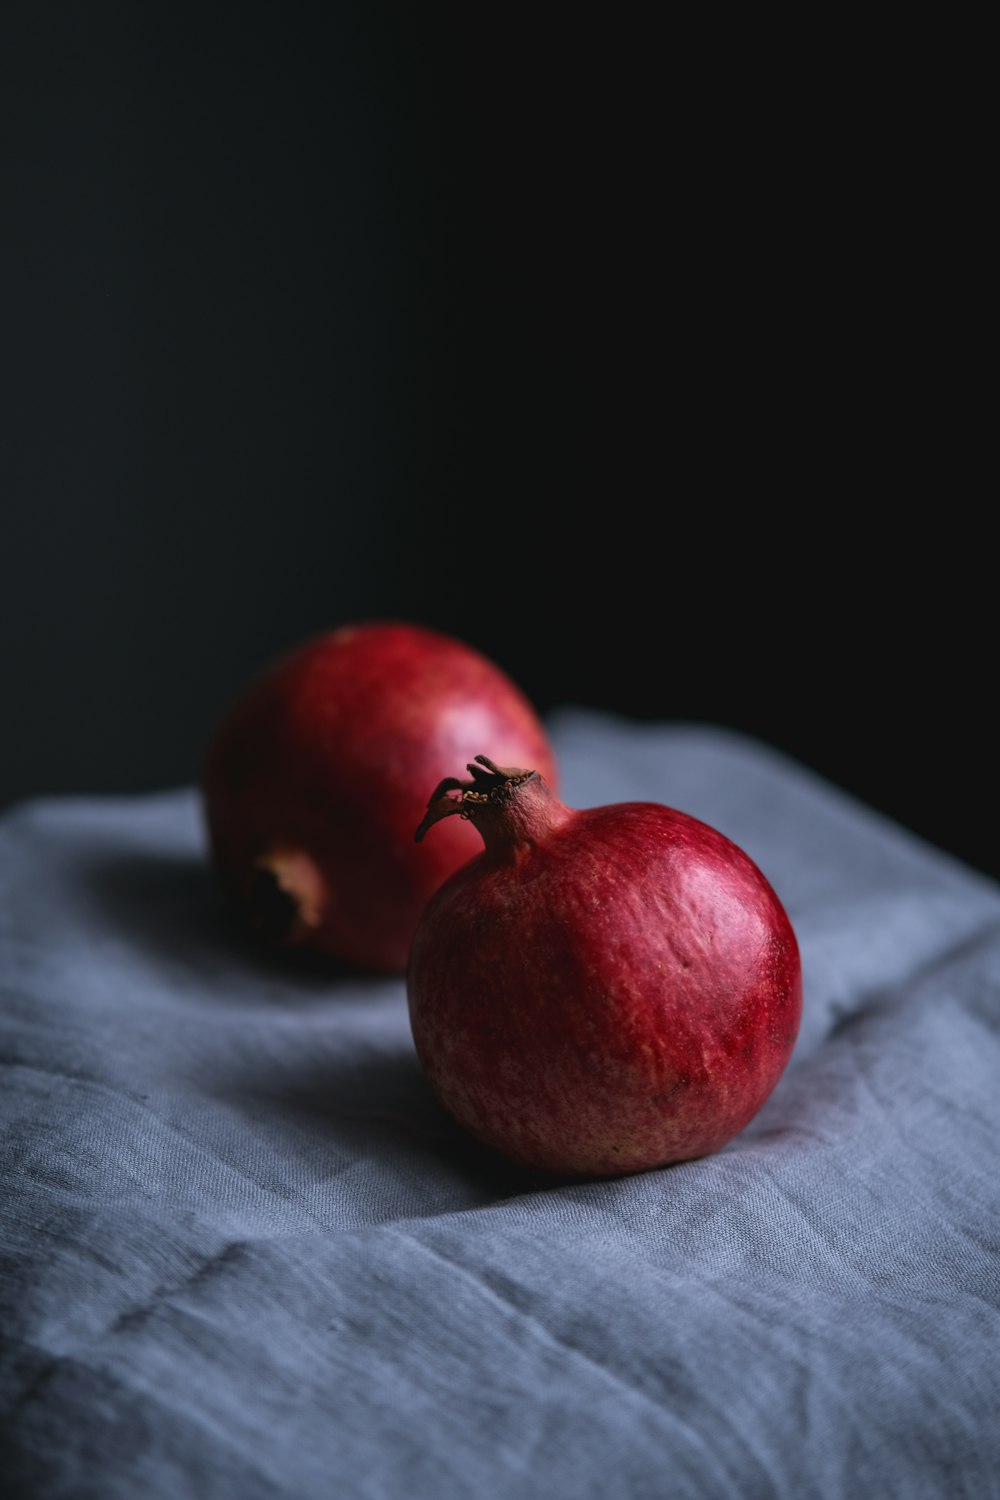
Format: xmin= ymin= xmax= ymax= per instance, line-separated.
xmin=2 ymin=709 xmax=999 ymax=1499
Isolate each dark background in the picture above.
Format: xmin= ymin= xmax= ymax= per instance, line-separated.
xmin=2 ymin=7 xmax=992 ymax=879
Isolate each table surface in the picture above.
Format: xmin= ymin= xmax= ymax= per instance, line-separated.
xmin=3 ymin=709 xmax=999 ymax=1500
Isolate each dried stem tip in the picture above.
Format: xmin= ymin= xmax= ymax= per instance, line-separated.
xmin=414 ymin=755 xmax=537 ymax=842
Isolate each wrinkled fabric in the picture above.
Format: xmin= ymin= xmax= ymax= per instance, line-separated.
xmin=2 ymin=710 xmax=999 ymax=1500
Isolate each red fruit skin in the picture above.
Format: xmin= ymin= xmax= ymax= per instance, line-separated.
xmin=407 ymin=790 xmax=802 ymax=1178
xmin=201 ymin=622 xmax=558 ymax=973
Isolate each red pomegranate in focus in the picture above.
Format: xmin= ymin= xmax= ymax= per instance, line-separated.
xmin=407 ymin=756 xmax=802 ymax=1177
xmin=201 ymin=623 xmax=558 ymax=972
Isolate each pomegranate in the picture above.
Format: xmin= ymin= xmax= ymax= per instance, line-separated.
xmin=407 ymin=756 xmax=802 ymax=1177
xmin=201 ymin=623 xmax=558 ymax=973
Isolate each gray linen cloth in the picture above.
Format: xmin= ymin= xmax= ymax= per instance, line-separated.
xmin=2 ymin=709 xmax=999 ymax=1499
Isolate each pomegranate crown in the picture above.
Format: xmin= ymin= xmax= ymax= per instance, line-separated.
xmin=415 ymin=755 xmax=537 ymax=842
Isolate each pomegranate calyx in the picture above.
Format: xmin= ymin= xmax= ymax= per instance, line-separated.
xmin=415 ymin=755 xmax=537 ymax=843
xmin=246 ymin=848 xmax=325 ymax=943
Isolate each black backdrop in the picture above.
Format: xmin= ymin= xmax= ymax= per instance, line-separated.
xmin=3 ymin=7 xmax=992 ymax=880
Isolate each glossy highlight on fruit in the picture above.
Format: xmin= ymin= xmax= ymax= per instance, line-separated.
xmin=201 ymin=623 xmax=558 ymax=972
xmin=407 ymin=757 xmax=802 ymax=1177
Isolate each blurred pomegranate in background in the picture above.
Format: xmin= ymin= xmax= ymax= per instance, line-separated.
xmin=202 ymin=622 xmax=558 ymax=972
